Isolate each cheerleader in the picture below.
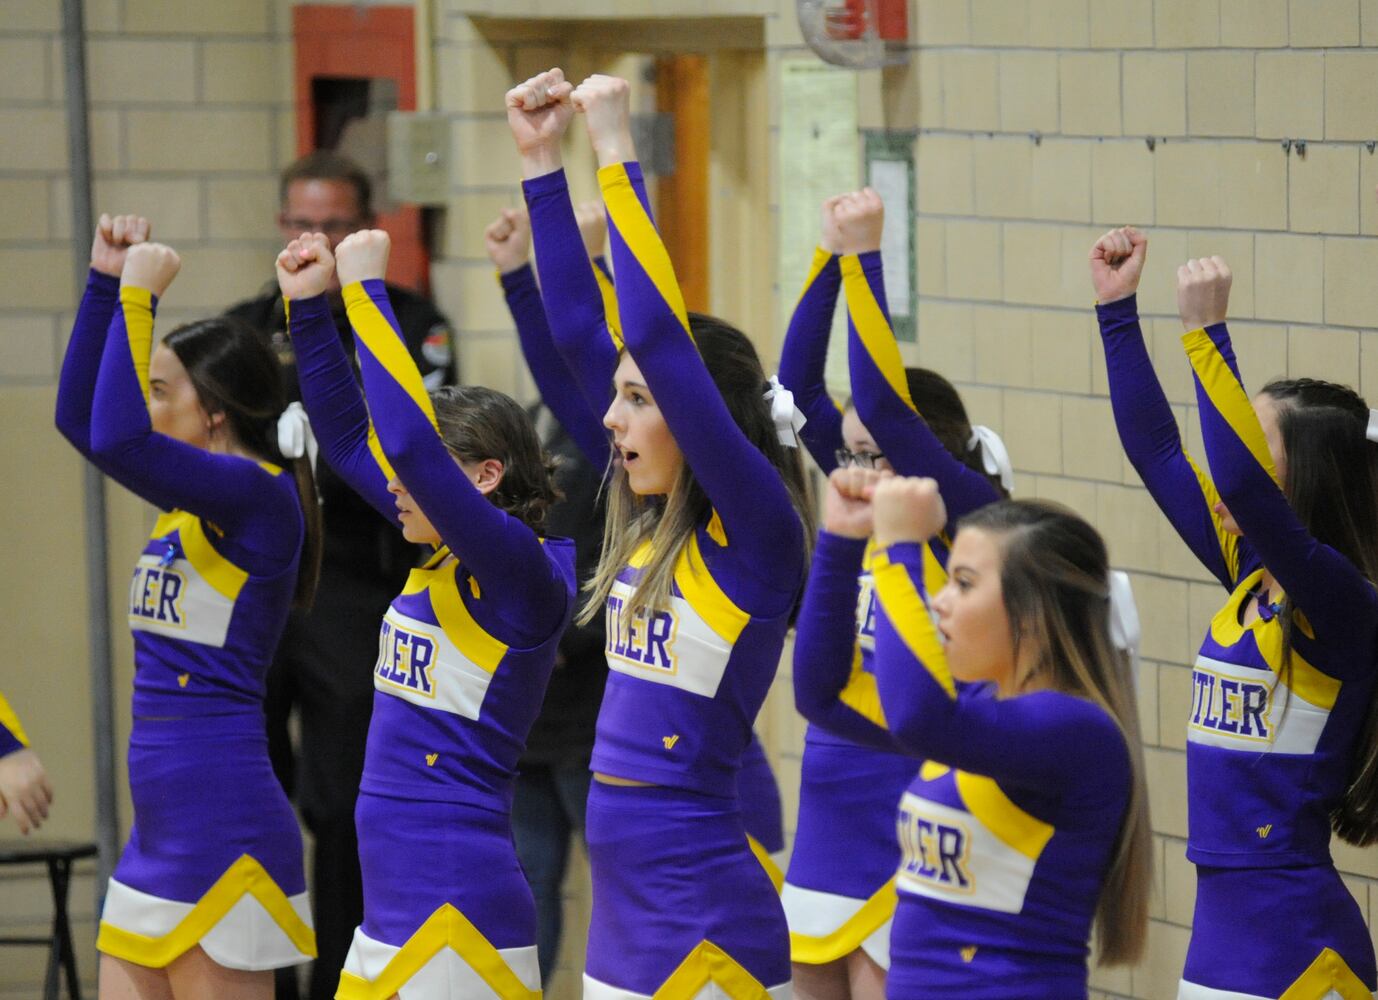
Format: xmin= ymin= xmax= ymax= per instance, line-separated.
xmin=57 ymin=216 xmax=321 ymax=998
xmin=506 ymin=68 xmax=811 ymax=998
xmin=807 ymin=470 xmax=1149 ymax=997
xmin=0 ymin=693 xmax=52 ymax=835
xmin=278 ymin=228 xmax=574 ymax=998
xmin=781 ymin=190 xmax=1008 ymax=1000
xmin=484 ymin=203 xmax=790 ymax=883
xmin=1092 ymin=227 xmax=1378 ymax=999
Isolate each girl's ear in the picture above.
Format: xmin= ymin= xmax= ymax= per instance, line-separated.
xmin=473 ymin=458 xmax=506 ymax=496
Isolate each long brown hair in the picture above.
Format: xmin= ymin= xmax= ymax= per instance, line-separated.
xmin=580 ymin=313 xmax=813 ymax=626
xmin=960 ymin=499 xmax=1150 ymax=966
xmin=165 ymin=317 xmax=322 ymax=608
xmin=1258 ymin=378 xmax=1378 ymax=844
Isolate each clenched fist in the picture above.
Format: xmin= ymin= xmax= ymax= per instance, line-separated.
xmin=334 ymin=229 xmax=392 ymax=287
xmin=1089 ymin=226 xmax=1147 ymax=305
xmin=873 ymin=476 xmax=947 ymax=548
xmin=122 ymin=242 xmax=181 ymax=298
xmin=275 ymin=232 xmax=335 ymax=300
xmin=506 ymin=68 xmax=575 ymax=176
xmin=822 ymin=189 xmax=884 ymax=257
xmin=822 ymin=466 xmax=889 ymax=539
xmin=92 ymin=213 xmax=151 ymax=278
xmin=484 ymin=209 xmax=531 ymax=275
xmin=571 ymin=74 xmax=635 ymax=169
xmin=1176 ymin=256 xmax=1232 ymax=331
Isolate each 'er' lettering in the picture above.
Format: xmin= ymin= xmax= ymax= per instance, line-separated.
xmin=899 ymin=807 xmax=971 ymax=891
xmin=129 ymin=565 xmax=185 ymax=625
xmin=606 ymin=594 xmax=676 ymax=671
xmin=375 ymin=620 xmax=436 ymax=696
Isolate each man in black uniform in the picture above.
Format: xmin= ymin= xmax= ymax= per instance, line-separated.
xmin=225 ymin=150 xmax=455 ymax=1000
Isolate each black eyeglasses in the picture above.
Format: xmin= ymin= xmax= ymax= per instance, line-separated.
xmin=281 ymin=217 xmax=364 ymax=238
xmin=835 ymin=448 xmax=885 ymax=469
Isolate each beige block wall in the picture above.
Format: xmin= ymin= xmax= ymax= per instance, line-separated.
xmin=6 ymin=0 xmax=1378 ymax=997
xmin=0 ymin=2 xmax=292 ymax=996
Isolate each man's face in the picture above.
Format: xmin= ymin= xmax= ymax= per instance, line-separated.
xmin=278 ymin=179 xmax=371 ymax=293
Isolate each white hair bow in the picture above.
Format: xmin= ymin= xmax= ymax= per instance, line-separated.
xmin=1107 ymin=569 xmax=1141 ymax=687
xmin=764 ymin=375 xmax=808 ymax=448
xmin=277 ymin=401 xmax=319 ymax=473
xmin=967 ymin=425 xmax=1015 ymax=493
xmin=1366 ymin=409 xmax=1378 ymax=444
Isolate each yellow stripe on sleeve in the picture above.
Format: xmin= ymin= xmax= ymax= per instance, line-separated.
xmin=837 ymin=644 xmax=889 ymax=729
xmin=795 ymin=246 xmax=834 ymax=307
xmin=872 ymin=551 xmax=957 ymax=699
xmin=1185 ymin=453 xmax=1242 ymax=585
xmin=0 ymin=693 xmax=31 ymax=748
xmin=120 ymin=285 xmax=155 ymax=405
xmin=840 ymin=254 xmax=916 ymax=411
xmin=592 ymin=260 xmax=624 ymax=349
xmin=1182 ymin=328 xmax=1280 ymax=487
xmin=343 ymin=282 xmax=439 ymax=431
xmin=597 ymin=163 xmax=692 ymax=337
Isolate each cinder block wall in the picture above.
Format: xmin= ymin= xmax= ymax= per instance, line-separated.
xmin=4 ymin=1 xmax=1378 ymax=998
xmin=882 ymin=4 xmax=1378 ymax=999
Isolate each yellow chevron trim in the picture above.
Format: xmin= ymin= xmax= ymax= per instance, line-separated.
xmin=335 ymin=903 xmax=540 ymax=1000
xmin=653 ymin=939 xmax=772 ymax=999
xmin=789 ymin=878 xmax=898 ymax=966
xmin=97 ymin=855 xmax=315 ymax=968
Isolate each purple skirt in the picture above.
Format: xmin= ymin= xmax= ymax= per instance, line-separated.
xmin=585 ymin=780 xmax=790 ymax=994
xmin=113 ymin=713 xmax=304 ymax=901
xmin=355 ymin=789 xmax=535 ymax=950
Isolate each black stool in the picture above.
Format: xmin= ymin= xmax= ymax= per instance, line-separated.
xmin=0 ymin=840 xmax=98 ymax=1000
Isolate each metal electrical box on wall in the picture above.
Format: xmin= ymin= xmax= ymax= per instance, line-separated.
xmin=387 ymin=112 xmax=449 ymax=207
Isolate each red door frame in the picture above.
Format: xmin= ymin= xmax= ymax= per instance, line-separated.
xmin=293 ymin=5 xmax=428 ymax=293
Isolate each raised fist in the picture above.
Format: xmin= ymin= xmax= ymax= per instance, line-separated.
xmin=1088 ymin=226 xmax=1148 ymax=305
xmin=92 ymin=214 xmax=151 ymax=278
xmin=275 ymin=232 xmax=335 ymax=300
xmin=0 ymin=748 xmax=52 ymax=836
xmin=822 ymin=466 xmax=888 ymax=539
xmin=1176 ymin=256 xmax=1232 ymax=331
xmin=483 ymin=208 xmax=531 ymax=275
xmin=505 ymin=68 xmax=575 ymax=173
xmin=334 ymin=229 xmax=392 ymax=287
xmin=122 ymin=242 xmax=181 ymax=298
xmin=574 ymin=200 xmax=607 ymax=259
xmin=570 ymin=74 xmax=634 ymax=168
xmin=822 ymin=188 xmax=885 ymax=256
xmin=873 ymin=476 xmax=947 ymax=548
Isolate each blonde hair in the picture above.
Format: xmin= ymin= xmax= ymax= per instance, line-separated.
xmin=961 ymin=499 xmax=1151 ymax=966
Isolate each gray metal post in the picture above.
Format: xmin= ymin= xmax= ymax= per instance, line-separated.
xmin=60 ymin=0 xmax=120 ymax=906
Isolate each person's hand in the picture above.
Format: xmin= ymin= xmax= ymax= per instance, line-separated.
xmin=505 ymin=68 xmax=575 ymax=177
xmin=1089 ymin=226 xmax=1148 ymax=305
xmin=121 ymin=242 xmax=180 ymax=298
xmin=822 ymin=466 xmax=888 ymax=539
xmin=873 ymin=476 xmax=947 ymax=549
xmin=0 ymin=749 xmax=53 ymax=836
xmin=334 ymin=229 xmax=392 ymax=286
xmin=574 ymin=200 xmax=607 ymax=259
xmin=484 ymin=209 xmax=531 ymax=275
xmin=570 ymin=74 xmax=635 ymax=169
xmin=822 ymin=188 xmax=884 ymax=256
xmin=91 ymin=214 xmax=150 ymax=278
xmin=1177 ymin=256 xmax=1232 ymax=331
xmin=275 ymin=232 xmax=336 ymax=299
